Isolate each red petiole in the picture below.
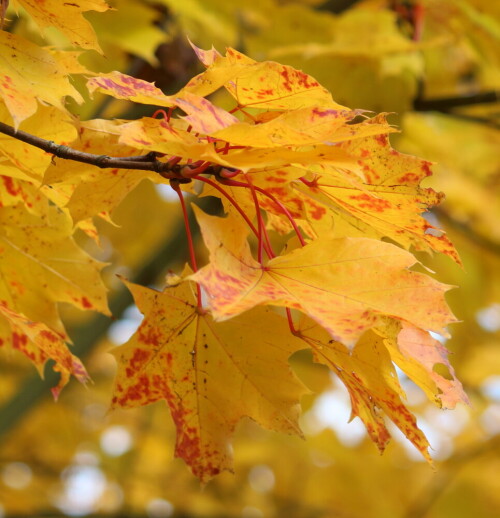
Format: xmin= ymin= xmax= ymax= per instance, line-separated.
xmin=170 ymin=180 xmax=202 ymax=309
xmin=219 ymin=177 xmax=306 ymax=247
xmin=194 ymin=175 xmax=274 ymax=259
xmin=192 ymin=175 xmax=300 ymax=335
xmin=244 ymin=173 xmax=269 ymax=263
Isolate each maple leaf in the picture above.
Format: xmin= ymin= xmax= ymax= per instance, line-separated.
xmin=220 ymin=50 xmax=339 ymax=111
xmin=13 ymin=0 xmax=110 ymax=51
xmin=0 ymin=200 xmax=108 ymax=394
xmin=0 ymin=31 xmax=83 ymax=125
xmin=294 ymin=124 xmax=461 ymax=263
xmin=0 ymin=303 xmax=89 ymax=399
xmin=297 ymin=318 xmax=432 ymax=461
xmin=209 ymin=107 xmax=392 ymax=148
xmin=0 ymin=203 xmax=109 ymax=331
xmin=382 ymin=320 xmax=469 ymax=409
xmin=191 ymin=207 xmax=457 ymax=348
xmin=111 ymin=277 xmax=307 ymax=482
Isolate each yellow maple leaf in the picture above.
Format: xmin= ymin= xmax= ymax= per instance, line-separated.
xmin=295 ymin=124 xmax=461 ymax=263
xmin=210 ymin=107 xmax=392 ymax=148
xmin=297 ymin=318 xmax=432 ymax=462
xmin=0 ymin=203 xmax=109 ymax=331
xmin=382 ymin=320 xmax=469 ymax=409
xmin=0 ymin=303 xmax=89 ymax=398
xmin=111 ymin=278 xmax=308 ymax=482
xmin=13 ymin=0 xmax=110 ymax=51
xmin=190 ymin=207 xmax=457 ymax=348
xmin=0 ymin=32 xmax=83 ymax=125
xmin=221 ymin=53 xmax=338 ymax=111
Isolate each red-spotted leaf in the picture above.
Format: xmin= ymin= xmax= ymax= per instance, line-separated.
xmin=111 ymin=278 xmax=308 ymax=482
xmin=296 ymin=124 xmax=461 ymax=263
xmin=0 ymin=203 xmax=109 ymax=334
xmin=298 ymin=318 xmax=432 ymax=462
xmin=0 ymin=303 xmax=89 ymax=398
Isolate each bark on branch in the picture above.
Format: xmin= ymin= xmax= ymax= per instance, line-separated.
xmin=0 ymin=121 xmax=225 ymax=180
xmin=414 ymin=90 xmax=499 ymax=112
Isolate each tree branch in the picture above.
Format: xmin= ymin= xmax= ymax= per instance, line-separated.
xmin=405 ymin=435 xmax=500 ymax=518
xmin=414 ymin=90 xmax=499 ymax=112
xmin=436 ymin=208 xmax=500 ymax=256
xmin=0 ymin=121 xmax=224 ymax=179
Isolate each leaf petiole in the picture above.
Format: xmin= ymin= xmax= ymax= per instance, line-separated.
xmin=170 ymin=180 xmax=202 ymax=308
xmin=194 ymin=176 xmax=274 ymax=259
xmin=219 ymin=177 xmax=307 ymax=247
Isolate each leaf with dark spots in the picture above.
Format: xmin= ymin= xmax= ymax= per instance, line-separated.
xmin=293 ymin=119 xmax=461 ymax=264
xmin=224 ymin=60 xmax=336 ymax=110
xmin=0 ymin=302 xmax=89 ymax=398
xmin=111 ymin=278 xmax=307 ymax=482
xmin=298 ymin=319 xmax=432 ymax=462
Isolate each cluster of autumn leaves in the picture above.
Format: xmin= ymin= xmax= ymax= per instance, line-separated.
xmin=0 ymin=1 xmax=468 ymax=481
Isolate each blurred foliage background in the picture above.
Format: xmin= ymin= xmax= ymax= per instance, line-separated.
xmin=0 ymin=0 xmax=499 ymax=516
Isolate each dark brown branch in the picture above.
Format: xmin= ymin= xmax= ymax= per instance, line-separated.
xmin=436 ymin=111 xmax=500 ymax=130
xmin=414 ymin=90 xmax=499 ymax=112
xmin=405 ymin=435 xmax=500 ymax=518
xmin=436 ymin=208 xmax=500 ymax=256
xmin=318 ymin=0 xmax=359 ymax=14
xmin=0 ymin=121 xmax=223 ymax=179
